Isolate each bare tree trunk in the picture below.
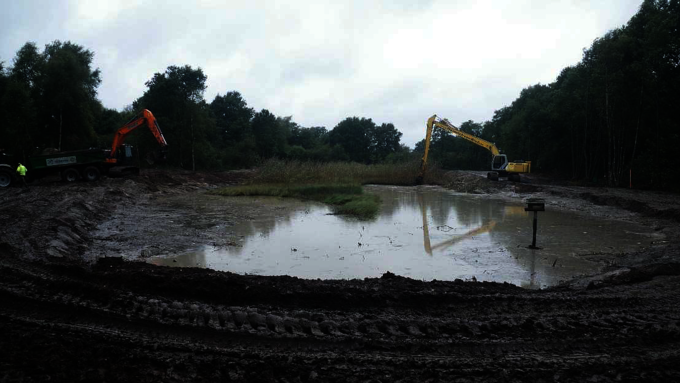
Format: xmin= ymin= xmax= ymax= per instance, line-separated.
xmin=191 ymin=116 xmax=195 ymax=172
xmin=605 ymin=69 xmax=613 ymax=185
xmin=177 ymin=106 xmax=184 ymax=168
xmin=631 ymin=84 xmax=643 ymax=169
xmin=583 ymin=77 xmax=590 ymax=180
xmin=58 ymin=107 xmax=63 ymax=152
xmin=570 ymin=123 xmax=576 ymax=179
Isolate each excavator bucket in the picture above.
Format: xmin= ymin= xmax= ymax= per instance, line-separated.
xmin=145 ymin=148 xmax=168 ymax=165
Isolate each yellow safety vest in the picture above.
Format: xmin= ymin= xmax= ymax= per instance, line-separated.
xmin=17 ymin=164 xmax=27 ymax=176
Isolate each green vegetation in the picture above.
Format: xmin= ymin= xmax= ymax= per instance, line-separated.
xmin=250 ymin=159 xmax=424 ymax=186
xmin=0 ymin=48 xmax=412 ymax=171
xmin=212 ymin=183 xmax=380 ymax=220
xmin=2 ymin=0 xmax=678 ymax=190
xmin=416 ymin=0 xmax=680 ymax=190
xmin=211 ymin=160 xmax=447 ymax=219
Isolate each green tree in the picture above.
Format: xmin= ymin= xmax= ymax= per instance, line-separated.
xmin=0 ymin=79 xmax=38 ymax=157
xmin=10 ymin=42 xmax=43 ymax=94
xmin=210 ymin=91 xmax=254 ymax=144
xmin=289 ymin=126 xmax=328 ymax=150
xmin=39 ymin=41 xmax=102 ymax=151
xmin=473 ymin=0 xmax=680 ymax=189
xmin=134 ymin=65 xmax=210 ymax=169
xmin=329 ymin=117 xmax=374 ymax=163
xmin=1 ymin=41 xmax=102 ymax=156
xmin=329 ymin=117 xmax=405 ymax=164
xmin=251 ymin=109 xmax=284 ymax=159
xmin=369 ymin=122 xmax=402 ymax=163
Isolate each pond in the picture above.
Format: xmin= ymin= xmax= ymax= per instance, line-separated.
xmin=149 ymin=185 xmax=659 ymax=288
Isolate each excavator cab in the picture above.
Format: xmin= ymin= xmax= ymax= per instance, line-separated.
xmin=109 ymin=144 xmax=135 ymax=165
xmin=491 ymin=154 xmax=508 ymax=171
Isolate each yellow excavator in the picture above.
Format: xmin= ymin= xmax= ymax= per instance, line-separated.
xmin=418 ymin=115 xmax=531 ymax=182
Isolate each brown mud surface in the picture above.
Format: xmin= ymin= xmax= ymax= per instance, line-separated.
xmin=1 ymin=169 xmax=680 ymax=382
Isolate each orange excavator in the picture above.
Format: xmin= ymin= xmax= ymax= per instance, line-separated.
xmin=107 ymin=109 xmax=168 ymax=165
xmin=102 ymin=109 xmax=168 ymax=177
xmin=0 ymin=109 xmax=167 ymax=186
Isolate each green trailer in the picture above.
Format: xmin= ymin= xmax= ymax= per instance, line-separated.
xmin=0 ymin=109 xmax=166 ymax=188
xmin=27 ymin=148 xmax=110 ymax=183
xmin=0 ymin=145 xmax=138 ymax=187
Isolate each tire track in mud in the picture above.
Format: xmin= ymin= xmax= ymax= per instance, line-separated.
xmin=2 ymin=251 xmax=680 ymax=381
xmin=2 ymin=172 xmax=680 ymax=381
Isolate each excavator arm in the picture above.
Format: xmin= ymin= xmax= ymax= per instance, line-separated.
xmin=106 ymin=109 xmax=168 ymax=163
xmin=418 ymin=115 xmax=530 ymax=182
xmin=425 ymin=115 xmax=500 ymax=157
xmin=420 ymin=115 xmax=500 ymax=178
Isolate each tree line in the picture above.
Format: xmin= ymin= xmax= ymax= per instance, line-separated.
xmin=2 ymin=0 xmax=679 ymax=190
xmin=0 ymin=44 xmax=408 ymax=170
xmin=419 ymin=0 xmax=680 ymax=190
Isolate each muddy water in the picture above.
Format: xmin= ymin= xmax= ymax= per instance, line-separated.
xmin=149 ymin=186 xmax=660 ymax=288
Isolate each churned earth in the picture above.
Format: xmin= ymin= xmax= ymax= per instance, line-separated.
xmin=1 ymin=169 xmax=679 ymax=382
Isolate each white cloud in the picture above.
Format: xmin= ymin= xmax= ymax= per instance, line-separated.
xmin=0 ymin=0 xmax=643 ymax=146
xmin=70 ymin=0 xmax=147 ymax=30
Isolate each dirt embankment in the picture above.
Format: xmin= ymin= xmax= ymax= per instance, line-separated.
xmin=1 ymin=169 xmax=680 ymax=382
xmin=441 ymin=171 xmax=680 ymax=267
xmin=440 ymin=170 xmax=680 ymax=224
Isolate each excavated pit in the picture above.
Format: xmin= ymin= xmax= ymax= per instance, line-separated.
xmin=145 ymin=186 xmax=660 ymax=288
xmin=1 ymin=169 xmax=679 ymax=382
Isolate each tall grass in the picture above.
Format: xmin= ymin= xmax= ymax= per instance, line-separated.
xmin=212 ymin=183 xmax=380 ymax=219
xmin=212 ymin=160 xmax=443 ymax=219
xmin=214 ymin=184 xmax=362 ymax=198
xmin=249 ymin=159 xmax=429 ymax=185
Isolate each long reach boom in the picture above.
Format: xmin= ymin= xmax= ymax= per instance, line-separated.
xmin=418 ymin=115 xmax=530 ymax=182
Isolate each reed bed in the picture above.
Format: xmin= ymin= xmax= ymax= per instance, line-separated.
xmin=212 ymin=160 xmax=442 ymax=219
xmin=249 ymin=159 xmax=425 ymax=186
xmin=212 ymin=183 xmax=379 ymax=219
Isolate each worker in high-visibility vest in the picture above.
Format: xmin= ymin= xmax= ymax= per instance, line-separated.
xmin=16 ymin=163 xmax=27 ymax=188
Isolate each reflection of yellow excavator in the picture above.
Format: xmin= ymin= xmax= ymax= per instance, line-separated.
xmin=419 ymin=115 xmax=531 ymax=182
xmin=420 ymin=199 xmax=527 ymax=255
xmin=422 ymin=216 xmax=496 ymax=255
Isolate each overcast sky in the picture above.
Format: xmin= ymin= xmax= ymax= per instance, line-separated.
xmin=1 ymin=0 xmax=642 ymax=147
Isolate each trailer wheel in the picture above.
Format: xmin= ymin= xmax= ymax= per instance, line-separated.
xmin=62 ymin=168 xmax=80 ymax=183
xmin=0 ymin=168 xmax=12 ymax=187
xmin=83 ymin=166 xmax=101 ymax=181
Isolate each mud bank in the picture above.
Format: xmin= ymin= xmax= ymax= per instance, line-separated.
xmin=1 ymin=169 xmax=680 ymax=382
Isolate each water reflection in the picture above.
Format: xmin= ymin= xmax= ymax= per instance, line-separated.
xmin=150 ymin=186 xmax=659 ymax=288
xmin=149 ymin=250 xmax=207 ymax=268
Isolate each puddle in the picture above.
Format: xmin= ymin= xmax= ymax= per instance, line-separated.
xmin=149 ymin=186 xmax=661 ymax=288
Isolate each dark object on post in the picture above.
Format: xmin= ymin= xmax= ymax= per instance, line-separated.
xmin=525 ymin=198 xmax=545 ymax=212
xmin=525 ymin=198 xmax=545 ymax=249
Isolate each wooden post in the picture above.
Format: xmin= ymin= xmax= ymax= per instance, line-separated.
xmin=630 ymin=169 xmax=632 ymax=189
xmin=531 ymin=211 xmax=538 ymax=248
xmin=525 ymin=198 xmax=545 ymax=250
